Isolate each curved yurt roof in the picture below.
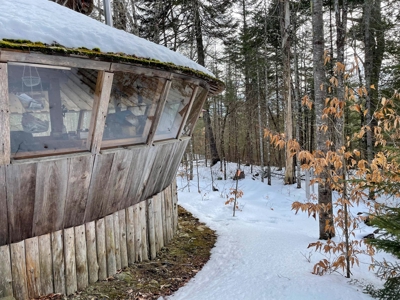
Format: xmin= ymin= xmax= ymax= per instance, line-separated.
xmin=0 ymin=0 xmax=224 ymax=94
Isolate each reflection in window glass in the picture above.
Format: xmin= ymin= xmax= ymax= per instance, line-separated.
xmin=102 ymin=72 xmax=165 ymax=147
xmin=182 ymin=87 xmax=208 ymax=136
xmin=154 ymin=80 xmax=196 ymax=140
xmin=8 ymin=64 xmax=97 ymax=157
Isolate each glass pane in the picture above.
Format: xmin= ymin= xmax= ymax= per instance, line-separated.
xmin=8 ymin=64 xmax=97 ymax=157
xmin=154 ymin=80 xmax=196 ymax=140
xmin=182 ymin=87 xmax=207 ymax=136
xmin=101 ymin=72 xmax=165 ymax=147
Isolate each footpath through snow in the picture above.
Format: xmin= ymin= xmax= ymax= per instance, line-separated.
xmin=167 ymin=163 xmax=394 ymax=300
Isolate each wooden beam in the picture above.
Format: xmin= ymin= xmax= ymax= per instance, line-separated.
xmin=0 ymin=51 xmax=111 ymax=71
xmin=87 ymin=71 xmax=114 ymax=154
xmin=110 ymin=63 xmax=170 ymax=79
xmin=176 ymin=86 xmax=199 ymax=138
xmin=0 ymin=63 xmax=10 ymax=165
xmin=188 ymin=89 xmax=209 ymax=136
xmin=146 ymin=78 xmax=172 ymax=145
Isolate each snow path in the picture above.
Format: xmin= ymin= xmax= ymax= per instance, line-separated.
xmin=167 ymin=164 xmax=392 ymax=300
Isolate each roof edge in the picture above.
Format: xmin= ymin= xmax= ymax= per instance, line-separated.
xmin=0 ymin=39 xmax=225 ymax=95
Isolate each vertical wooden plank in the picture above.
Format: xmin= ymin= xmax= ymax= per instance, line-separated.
xmin=33 ymin=159 xmax=68 ymax=236
xmin=96 ymin=218 xmax=107 ymax=280
xmin=105 ymin=215 xmax=116 ymax=277
xmin=141 ymin=144 xmax=172 ymax=202
xmin=0 ymin=245 xmax=13 ymax=297
xmin=7 ymin=163 xmax=36 ymax=243
xmin=147 ymin=198 xmax=156 ymax=260
xmin=118 ymin=209 xmax=128 ymax=268
xmin=87 ymin=71 xmax=114 ymax=154
xmin=84 ymin=153 xmax=115 ymax=222
xmin=0 ymin=166 xmax=8 ymax=246
xmin=75 ymin=225 xmax=88 ymax=290
xmin=113 ymin=212 xmax=121 ymax=270
xmin=118 ymin=148 xmax=144 ymax=210
xmin=0 ymin=63 xmax=10 ymax=166
xmin=64 ymin=155 xmax=94 ymax=228
xmin=85 ymin=221 xmax=98 ymax=284
xmin=126 ymin=206 xmax=135 ymax=265
xmin=124 ymin=147 xmax=155 ymax=208
xmin=25 ymin=237 xmax=41 ymax=299
xmin=105 ymin=151 xmax=134 ymax=216
xmin=140 ymin=201 xmax=148 ymax=261
xmin=133 ymin=204 xmax=141 ymax=262
xmin=10 ymin=241 xmax=29 ymax=300
xmin=38 ymin=234 xmax=53 ymax=296
xmin=51 ymin=230 xmax=66 ymax=295
xmin=64 ymin=227 xmax=77 ymax=295
xmin=159 ymin=143 xmax=179 ymax=191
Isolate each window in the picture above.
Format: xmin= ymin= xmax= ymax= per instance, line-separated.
xmin=154 ymin=80 xmax=196 ymax=141
xmin=101 ymin=72 xmax=166 ymax=147
xmin=8 ymin=63 xmax=97 ymax=157
xmin=181 ymin=87 xmax=208 ymax=136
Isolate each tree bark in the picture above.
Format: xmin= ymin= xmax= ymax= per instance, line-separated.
xmin=282 ymin=0 xmax=294 ymax=184
xmin=312 ymin=0 xmax=335 ymax=240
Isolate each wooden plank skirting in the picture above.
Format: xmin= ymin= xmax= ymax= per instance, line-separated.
xmin=0 ymin=182 xmax=177 ymax=300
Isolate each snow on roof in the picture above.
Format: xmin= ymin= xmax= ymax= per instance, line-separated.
xmin=0 ymin=0 xmax=214 ymax=77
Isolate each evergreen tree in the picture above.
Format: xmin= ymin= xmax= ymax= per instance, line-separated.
xmin=366 ymin=207 xmax=400 ymax=299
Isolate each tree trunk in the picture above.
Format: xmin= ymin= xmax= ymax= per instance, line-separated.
xmin=194 ymin=0 xmax=220 ymax=166
xmin=312 ymin=0 xmax=335 ymax=240
xmin=282 ymin=0 xmax=293 ymax=184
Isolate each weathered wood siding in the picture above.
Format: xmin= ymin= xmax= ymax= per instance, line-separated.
xmin=0 ymin=185 xmax=177 ymax=299
xmin=0 ymin=139 xmax=187 ymax=246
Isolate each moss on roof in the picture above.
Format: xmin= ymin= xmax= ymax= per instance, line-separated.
xmin=0 ymin=39 xmax=224 ymax=94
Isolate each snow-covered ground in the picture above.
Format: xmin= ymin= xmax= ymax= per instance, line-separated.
xmin=168 ymin=162 xmax=394 ymax=300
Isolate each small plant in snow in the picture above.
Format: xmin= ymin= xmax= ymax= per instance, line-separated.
xmin=225 ymin=188 xmax=243 ymax=214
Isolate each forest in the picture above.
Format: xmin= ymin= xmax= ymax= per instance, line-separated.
xmin=57 ymin=0 xmax=400 ymax=298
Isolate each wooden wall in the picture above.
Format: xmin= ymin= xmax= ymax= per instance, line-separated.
xmin=0 ymin=183 xmax=178 ymax=299
xmin=0 ymin=138 xmax=189 ymax=247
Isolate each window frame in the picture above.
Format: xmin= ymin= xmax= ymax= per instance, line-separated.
xmin=0 ymin=50 xmax=210 ymax=164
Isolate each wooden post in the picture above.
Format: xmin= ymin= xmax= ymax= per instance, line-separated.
xmin=171 ymin=179 xmax=178 ymax=234
xmin=85 ymin=221 xmax=99 ymax=284
xmin=126 ymin=206 xmax=135 ymax=264
xmin=75 ymin=225 xmax=89 ymax=291
xmin=105 ymin=215 xmax=116 ymax=276
xmin=96 ymin=218 xmax=107 ymax=281
xmin=0 ymin=245 xmax=13 ymax=297
xmin=51 ymin=230 xmax=66 ymax=295
xmin=0 ymin=63 xmax=10 ymax=165
xmin=133 ymin=204 xmax=141 ymax=262
xmin=87 ymin=71 xmax=114 ymax=154
xmin=139 ymin=201 xmax=148 ymax=261
xmin=113 ymin=212 xmax=121 ymax=270
xmin=11 ymin=241 xmax=29 ymax=300
xmin=118 ymin=209 xmax=128 ymax=268
xmin=64 ymin=227 xmax=77 ymax=295
xmin=25 ymin=237 xmax=41 ymax=299
xmin=147 ymin=198 xmax=156 ymax=260
xmin=38 ymin=234 xmax=53 ymax=296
